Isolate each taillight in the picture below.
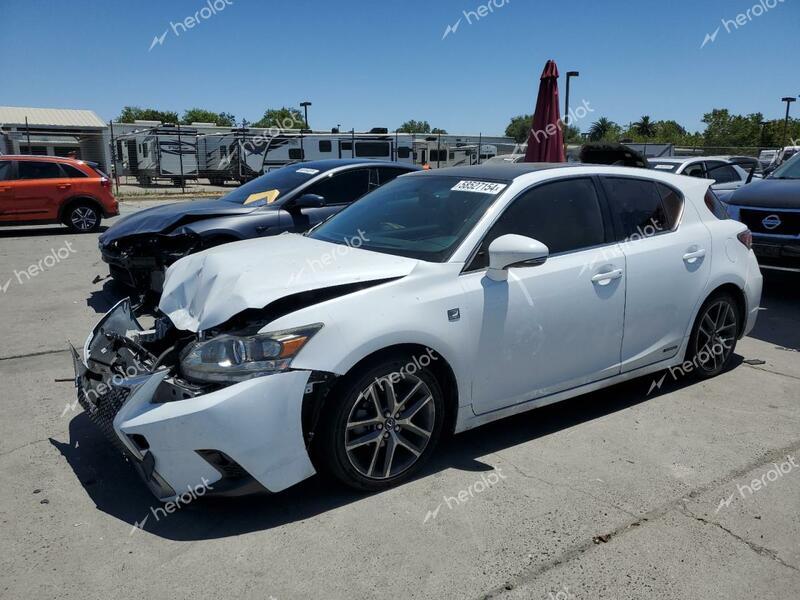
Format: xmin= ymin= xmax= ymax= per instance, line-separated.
xmin=737 ymin=229 xmax=752 ymax=249
xmin=100 ymin=177 xmax=111 ymax=189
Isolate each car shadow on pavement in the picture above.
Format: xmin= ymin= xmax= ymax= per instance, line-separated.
xmin=53 ymin=358 xmax=743 ymax=542
xmin=86 ymin=280 xmax=131 ymax=314
xmin=0 ymin=226 xmax=108 ymax=238
xmin=747 ymin=270 xmax=800 ymax=351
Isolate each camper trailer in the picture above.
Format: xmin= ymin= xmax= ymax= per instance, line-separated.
xmin=259 ymin=131 xmax=414 ymax=172
xmin=411 ymin=139 xmax=497 ymax=168
xmin=120 ymin=125 xmax=200 ymax=185
xmin=198 ymin=130 xmax=269 ymax=184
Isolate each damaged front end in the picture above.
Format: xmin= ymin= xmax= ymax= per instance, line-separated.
xmin=71 ymin=298 xmax=322 ymax=500
xmin=100 ymin=233 xmax=201 ymax=293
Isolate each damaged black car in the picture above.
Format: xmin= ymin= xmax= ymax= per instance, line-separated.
xmin=99 ymin=159 xmax=418 ymax=295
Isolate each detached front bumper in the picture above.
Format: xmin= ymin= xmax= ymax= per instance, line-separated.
xmin=72 ymin=299 xmax=317 ymax=501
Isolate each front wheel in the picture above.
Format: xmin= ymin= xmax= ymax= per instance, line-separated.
xmin=317 ymin=355 xmax=445 ymax=491
xmin=66 ymin=203 xmax=101 ymax=233
xmin=687 ymin=293 xmax=740 ymax=379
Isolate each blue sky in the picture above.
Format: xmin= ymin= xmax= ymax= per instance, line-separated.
xmin=1 ymin=0 xmax=798 ymax=135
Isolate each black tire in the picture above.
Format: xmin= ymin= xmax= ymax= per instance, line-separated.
xmin=316 ymin=353 xmax=445 ymax=491
xmin=65 ymin=202 xmax=101 ymax=233
xmin=686 ymin=292 xmax=740 ymax=379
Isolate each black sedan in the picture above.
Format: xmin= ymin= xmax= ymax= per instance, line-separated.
xmin=99 ymin=160 xmax=419 ymax=293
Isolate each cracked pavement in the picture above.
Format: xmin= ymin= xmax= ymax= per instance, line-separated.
xmin=0 ymin=210 xmax=798 ymax=599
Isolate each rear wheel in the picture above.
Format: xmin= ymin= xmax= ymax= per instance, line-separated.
xmin=317 ymin=355 xmax=445 ymax=491
xmin=687 ymin=292 xmax=740 ymax=379
xmin=66 ymin=202 xmax=101 ymax=233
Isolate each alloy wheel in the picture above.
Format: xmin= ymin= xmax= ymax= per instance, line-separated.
xmin=71 ymin=206 xmax=98 ymax=231
xmin=695 ymin=299 xmax=737 ymax=373
xmin=344 ymin=373 xmax=435 ymax=480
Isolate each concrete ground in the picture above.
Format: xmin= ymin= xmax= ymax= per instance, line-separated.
xmin=0 ymin=207 xmax=798 ymax=600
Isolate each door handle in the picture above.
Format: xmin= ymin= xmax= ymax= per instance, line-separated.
xmin=0 ymin=186 xmax=11 ymax=192
xmin=591 ymin=268 xmax=623 ymax=284
xmin=57 ymin=183 xmax=72 ymax=190
xmin=683 ymin=248 xmax=706 ymax=262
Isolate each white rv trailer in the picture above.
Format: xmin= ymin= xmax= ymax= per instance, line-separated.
xmin=119 ymin=125 xmax=200 ymax=185
xmin=411 ymin=139 xmax=498 ymax=168
xmin=198 ymin=130 xmax=270 ymax=184
xmin=259 ymin=131 xmax=415 ymax=172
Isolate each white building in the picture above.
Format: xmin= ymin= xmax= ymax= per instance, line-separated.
xmin=0 ymin=106 xmax=111 ymax=172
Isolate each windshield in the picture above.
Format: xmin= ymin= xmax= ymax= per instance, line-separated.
xmin=310 ymin=175 xmax=508 ymax=262
xmin=220 ymin=165 xmax=321 ymax=205
xmin=648 ymin=161 xmax=679 ymax=172
xmin=771 ymin=153 xmax=800 ymax=179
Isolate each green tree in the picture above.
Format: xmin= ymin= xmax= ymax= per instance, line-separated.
xmin=505 ymin=114 xmax=532 ymax=143
xmin=396 ymin=120 xmax=432 ymax=134
xmin=253 ymin=107 xmax=307 ymax=130
xmin=116 ymin=106 xmax=179 ymax=124
xmin=563 ymin=123 xmax=582 ymax=143
xmin=431 ymin=127 xmax=448 ymax=134
xmin=588 ymin=117 xmax=621 ymax=142
xmin=633 ymin=115 xmax=656 ymax=137
xmin=180 ymin=108 xmax=236 ymax=126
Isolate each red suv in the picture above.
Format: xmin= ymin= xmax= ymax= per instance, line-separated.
xmin=0 ymin=155 xmax=119 ymax=232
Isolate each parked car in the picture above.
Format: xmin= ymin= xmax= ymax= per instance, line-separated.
xmin=647 ymin=156 xmax=750 ymax=191
xmin=72 ymin=163 xmax=762 ymax=500
xmin=99 ymin=159 xmax=419 ymax=293
xmin=0 ymin=155 xmax=118 ymax=232
xmin=758 ymin=149 xmax=779 ymax=170
xmin=718 ymin=152 xmax=800 ymax=272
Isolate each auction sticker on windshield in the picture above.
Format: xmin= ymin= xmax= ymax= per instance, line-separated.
xmin=451 ymin=181 xmax=507 ymax=194
xmin=296 ymin=168 xmax=320 ymax=175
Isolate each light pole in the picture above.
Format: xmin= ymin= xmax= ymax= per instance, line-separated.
xmin=780 ymin=97 xmax=795 ymax=147
xmin=300 ymin=101 xmax=312 ymax=130
xmin=759 ymin=120 xmax=768 ymax=147
xmin=564 ymin=71 xmax=580 ymax=128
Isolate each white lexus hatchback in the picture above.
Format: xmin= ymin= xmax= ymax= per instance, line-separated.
xmin=73 ymin=164 xmax=762 ymax=500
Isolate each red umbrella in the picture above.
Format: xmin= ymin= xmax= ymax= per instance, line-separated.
xmin=523 ymin=59 xmax=566 ymax=163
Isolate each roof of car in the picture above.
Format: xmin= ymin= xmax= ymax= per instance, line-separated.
xmin=405 ymin=162 xmax=577 ymax=181
xmin=1 ymin=154 xmax=87 ymax=163
xmin=290 ymin=159 xmax=420 ymax=171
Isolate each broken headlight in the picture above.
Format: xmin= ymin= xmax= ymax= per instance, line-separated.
xmin=179 ymin=324 xmax=322 ymax=383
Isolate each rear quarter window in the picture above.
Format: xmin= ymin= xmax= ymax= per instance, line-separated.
xmin=704 ymin=189 xmax=730 ymax=220
xmin=60 ymin=164 xmax=89 ymax=178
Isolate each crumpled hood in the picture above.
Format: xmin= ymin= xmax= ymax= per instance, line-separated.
xmin=725 ymin=178 xmax=800 ymax=209
xmin=99 ymin=199 xmax=261 ymax=244
xmin=159 ymin=234 xmax=418 ymax=332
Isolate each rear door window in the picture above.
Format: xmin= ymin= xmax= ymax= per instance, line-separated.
xmin=304 ymin=169 xmax=371 ymax=205
xmin=18 ymin=161 xmax=62 ymax=180
xmin=601 ymin=177 xmax=668 ymax=240
xmin=704 ymin=161 xmax=739 ymax=184
xmin=468 ymin=177 xmax=606 ymax=270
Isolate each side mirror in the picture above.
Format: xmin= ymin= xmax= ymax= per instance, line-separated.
xmin=289 ymin=193 xmax=326 ymax=210
xmin=486 ymin=234 xmax=549 ymax=281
